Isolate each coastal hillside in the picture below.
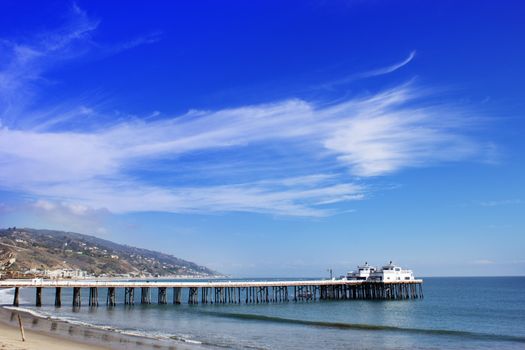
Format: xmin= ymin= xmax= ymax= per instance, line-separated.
xmin=0 ymin=227 xmax=218 ymax=278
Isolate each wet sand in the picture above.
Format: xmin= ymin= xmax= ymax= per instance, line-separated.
xmin=0 ymin=316 xmax=110 ymax=350
xmin=0 ymin=307 xmax=199 ymax=350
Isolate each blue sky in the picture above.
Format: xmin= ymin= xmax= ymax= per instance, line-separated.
xmin=0 ymin=1 xmax=524 ymax=277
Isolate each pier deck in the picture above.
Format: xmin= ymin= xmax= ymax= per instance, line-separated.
xmin=0 ymin=279 xmax=423 ymax=307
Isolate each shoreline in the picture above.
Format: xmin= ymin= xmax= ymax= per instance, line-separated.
xmin=0 ymin=305 xmax=204 ymax=350
xmin=0 ymin=316 xmax=110 ymax=350
xmin=0 ymin=307 xmax=111 ymax=350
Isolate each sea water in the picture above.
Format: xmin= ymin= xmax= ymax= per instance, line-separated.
xmin=2 ymin=277 xmax=524 ymax=349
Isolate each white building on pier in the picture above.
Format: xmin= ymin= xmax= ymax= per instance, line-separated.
xmin=345 ymin=262 xmax=376 ymax=280
xmin=345 ymin=261 xmax=415 ymax=282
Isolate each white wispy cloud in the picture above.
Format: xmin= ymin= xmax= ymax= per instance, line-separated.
xmin=0 ymin=7 xmax=487 ymax=218
xmin=0 ymin=86 xmax=483 ymax=216
xmin=30 ymin=199 xmax=110 ymax=235
xmin=357 ymin=51 xmax=416 ymax=78
xmin=0 ymin=4 xmax=159 ymax=127
xmin=0 ymin=4 xmax=98 ymax=122
xmin=320 ymin=51 xmax=416 ymax=89
xmin=28 ymin=179 xmax=364 ymax=217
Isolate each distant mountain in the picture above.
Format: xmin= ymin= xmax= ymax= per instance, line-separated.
xmin=0 ymin=227 xmax=219 ymax=278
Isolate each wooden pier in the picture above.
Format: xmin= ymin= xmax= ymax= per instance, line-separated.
xmin=1 ymin=279 xmax=423 ymax=307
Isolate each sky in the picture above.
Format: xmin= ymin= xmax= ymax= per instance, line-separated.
xmin=0 ymin=1 xmax=524 ymax=277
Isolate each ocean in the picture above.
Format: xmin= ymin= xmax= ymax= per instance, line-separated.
xmin=1 ymin=277 xmax=524 ymax=349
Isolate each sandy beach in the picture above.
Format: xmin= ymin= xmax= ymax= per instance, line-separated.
xmin=0 ymin=305 xmax=196 ymax=350
xmin=0 ymin=318 xmax=110 ymax=350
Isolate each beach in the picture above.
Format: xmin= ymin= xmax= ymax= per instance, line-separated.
xmin=0 ymin=318 xmax=110 ymax=350
xmin=0 ymin=325 xmax=92 ymax=350
xmin=0 ymin=305 xmax=196 ymax=350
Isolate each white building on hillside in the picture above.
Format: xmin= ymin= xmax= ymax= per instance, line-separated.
xmin=38 ymin=269 xmax=89 ymax=279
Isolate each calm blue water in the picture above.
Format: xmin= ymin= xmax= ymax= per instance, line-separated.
xmin=3 ymin=277 xmax=525 ymax=349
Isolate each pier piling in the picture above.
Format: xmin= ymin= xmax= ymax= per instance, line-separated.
xmin=89 ymin=287 xmax=99 ymax=307
xmin=124 ymin=287 xmax=135 ymax=305
xmin=13 ymin=287 xmax=19 ymax=307
xmin=35 ymin=287 xmax=42 ymax=307
xmin=107 ymin=287 xmax=116 ymax=306
xmin=73 ymin=287 xmax=81 ymax=307
xmin=173 ymin=287 xmax=182 ymax=304
xmin=141 ymin=287 xmax=151 ymax=304
xmin=158 ymin=287 xmax=167 ymax=304
xmin=188 ymin=287 xmax=198 ymax=304
xmin=55 ymin=287 xmax=62 ymax=307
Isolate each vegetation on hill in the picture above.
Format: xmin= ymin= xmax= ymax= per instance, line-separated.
xmin=0 ymin=227 xmax=218 ymax=278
